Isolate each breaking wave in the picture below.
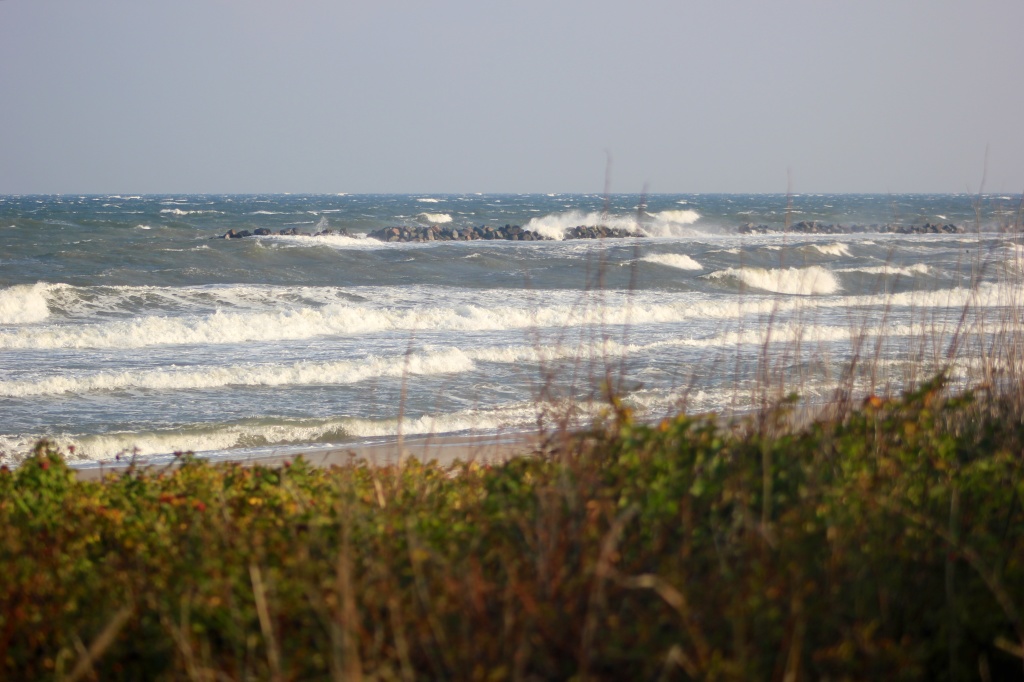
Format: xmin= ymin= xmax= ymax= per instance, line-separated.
xmin=809 ymin=242 xmax=852 ymax=257
xmin=707 ymin=266 xmax=840 ymax=295
xmin=416 ymin=212 xmax=453 ymax=224
xmin=0 ymin=348 xmax=478 ymax=398
xmin=837 ymin=263 xmax=930 ymax=277
xmin=525 ymin=208 xmax=701 ymax=240
xmin=5 ymin=280 xmax=1014 ymax=352
xmin=641 ymin=253 xmax=703 ymax=271
xmin=0 ymin=283 xmax=52 ymax=324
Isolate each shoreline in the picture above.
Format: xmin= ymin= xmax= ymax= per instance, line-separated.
xmin=70 ymin=430 xmax=542 ymax=481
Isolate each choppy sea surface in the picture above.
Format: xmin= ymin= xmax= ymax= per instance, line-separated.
xmin=1 ymin=193 xmax=1022 ymax=466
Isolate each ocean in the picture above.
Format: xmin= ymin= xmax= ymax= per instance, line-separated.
xmin=1 ymin=193 xmax=1021 ymax=467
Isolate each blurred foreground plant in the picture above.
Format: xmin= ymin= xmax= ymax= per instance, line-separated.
xmin=1 ymin=377 xmax=1023 ymax=680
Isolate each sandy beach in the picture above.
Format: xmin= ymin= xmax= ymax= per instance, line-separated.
xmin=71 ymin=430 xmax=542 ymax=481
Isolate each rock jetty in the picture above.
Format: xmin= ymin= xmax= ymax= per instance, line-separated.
xmin=214 ymin=223 xmax=648 ymax=242
xmin=367 ymin=224 xmax=548 ymax=242
xmin=564 ymin=225 xmax=645 ymax=239
xmin=216 ymin=227 xmax=351 ymax=239
xmin=366 ymin=224 xmax=645 ymax=242
xmin=214 ymin=220 xmax=965 ymax=242
xmin=738 ymin=221 xmax=964 ymax=235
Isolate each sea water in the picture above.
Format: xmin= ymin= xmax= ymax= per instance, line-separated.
xmin=0 ymin=193 xmax=1021 ymax=465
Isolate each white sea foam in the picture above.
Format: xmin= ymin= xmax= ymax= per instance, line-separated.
xmin=3 ymin=339 xmax=606 ymax=403
xmin=3 ymin=402 xmax=547 ymax=462
xmin=707 ymin=266 xmax=840 ymax=295
xmin=0 ymin=283 xmax=52 ymax=324
xmin=160 ymin=208 xmax=222 ymax=216
xmin=524 ymin=208 xmax=702 ymax=240
xmin=0 ymin=294 xmax=727 ymax=350
xmin=416 ymin=212 xmax=453 ymax=224
xmin=650 ymin=209 xmax=701 ymax=226
xmin=416 ymin=198 xmax=442 ymax=203
xmin=837 ymin=263 xmax=930 ymax=276
xmin=2 ymin=281 xmax=1019 ymax=352
xmin=810 ymin=242 xmax=852 ymax=257
xmin=641 ymin=253 xmax=703 ymax=271
xmin=0 ymin=348 xmax=477 ymax=398
xmin=266 ymin=233 xmax=384 ymax=250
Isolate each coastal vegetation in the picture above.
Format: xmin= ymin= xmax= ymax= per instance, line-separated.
xmin=2 ymin=372 xmax=1023 ymax=680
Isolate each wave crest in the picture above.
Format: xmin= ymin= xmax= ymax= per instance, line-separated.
xmin=525 ymin=208 xmax=701 ymax=240
xmin=0 ymin=283 xmax=52 ymax=324
xmin=416 ymin=212 xmax=453 ymax=224
xmin=641 ymin=253 xmax=703 ymax=271
xmin=708 ymin=266 xmax=840 ymax=295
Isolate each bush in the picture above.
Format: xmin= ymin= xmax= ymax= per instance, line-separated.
xmin=1 ymin=379 xmax=1023 ymax=680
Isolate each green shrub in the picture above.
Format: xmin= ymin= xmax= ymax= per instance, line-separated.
xmin=1 ymin=380 xmax=1023 ymax=680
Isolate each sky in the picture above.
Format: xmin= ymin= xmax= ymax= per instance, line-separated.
xmin=1 ymin=0 xmax=1021 ymax=195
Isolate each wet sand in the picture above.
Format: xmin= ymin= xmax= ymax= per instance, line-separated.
xmin=72 ymin=430 xmax=542 ymax=481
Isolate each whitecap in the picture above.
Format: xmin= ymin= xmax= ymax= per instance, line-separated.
xmin=707 ymin=266 xmax=840 ymax=295
xmin=809 ymin=242 xmax=852 ymax=257
xmin=651 ymin=209 xmax=701 ymax=226
xmin=837 ymin=263 xmax=929 ymax=276
xmin=0 ymin=283 xmax=53 ymax=324
xmin=160 ymin=208 xmax=222 ymax=216
xmin=524 ymin=208 xmax=701 ymax=240
xmin=641 ymin=253 xmax=703 ymax=271
xmin=0 ymin=348 xmax=478 ymax=398
xmin=416 ymin=212 xmax=453 ymax=224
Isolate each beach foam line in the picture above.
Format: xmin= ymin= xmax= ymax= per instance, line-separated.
xmin=0 ymin=402 xmax=550 ymax=462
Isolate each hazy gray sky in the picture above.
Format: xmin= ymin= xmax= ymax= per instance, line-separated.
xmin=1 ymin=1 xmax=1021 ymax=194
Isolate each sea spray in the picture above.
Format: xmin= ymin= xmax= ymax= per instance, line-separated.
xmin=0 ymin=283 xmax=52 ymax=324
xmin=525 ymin=208 xmax=701 ymax=239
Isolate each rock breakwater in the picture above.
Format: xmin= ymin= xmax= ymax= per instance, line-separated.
xmin=367 ymin=224 xmax=548 ymax=242
xmin=213 ymin=221 xmax=963 ymax=242
xmin=366 ymin=224 xmax=645 ymax=242
xmin=216 ymin=227 xmax=351 ymax=239
xmin=739 ymin=221 xmax=964 ymax=235
xmin=214 ymin=223 xmax=647 ymax=242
